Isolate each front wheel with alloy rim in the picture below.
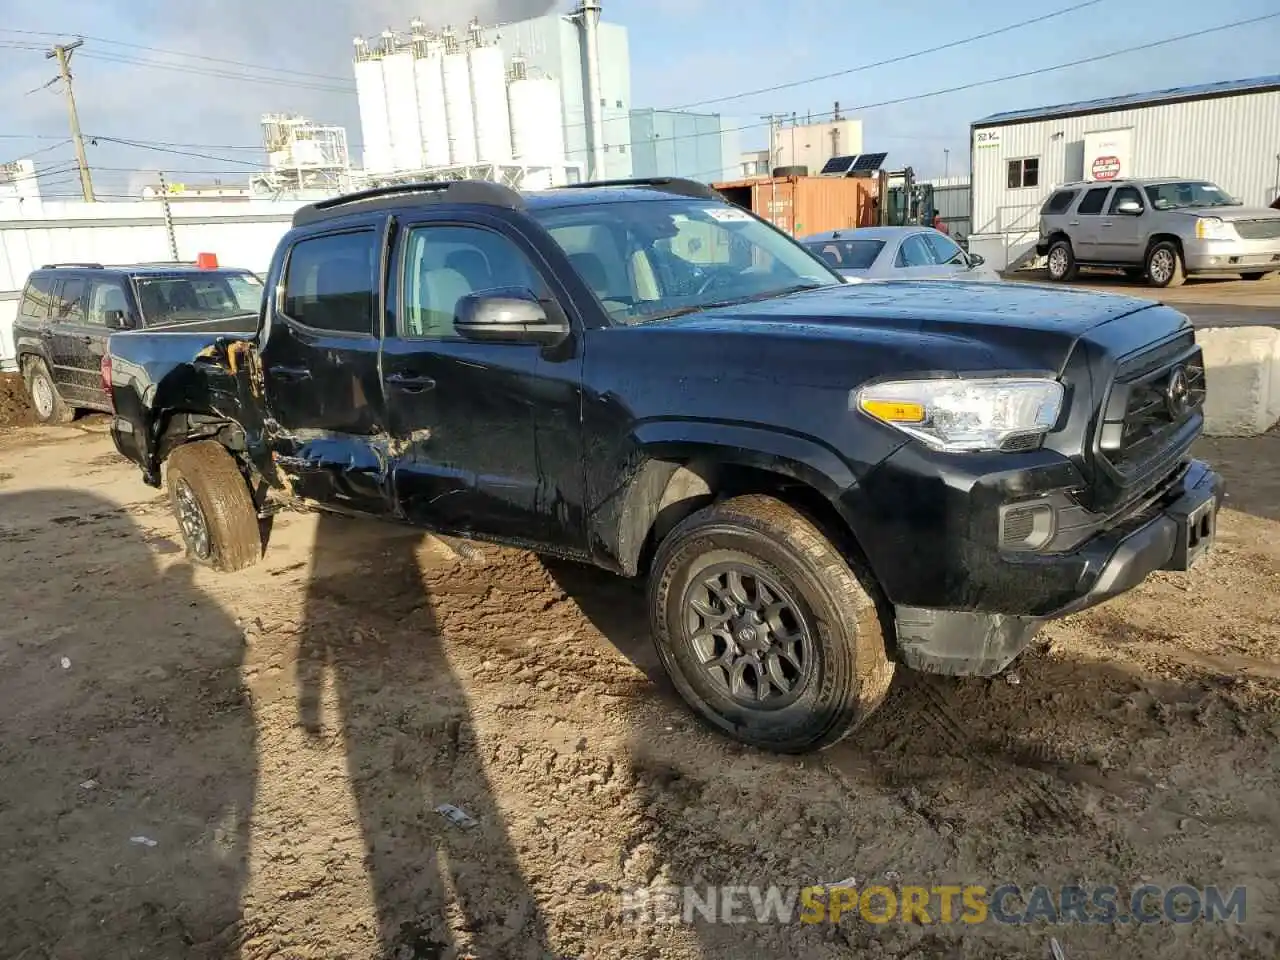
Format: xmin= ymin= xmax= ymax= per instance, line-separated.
xmin=648 ymin=494 xmax=894 ymax=753
xmin=1145 ymin=241 xmax=1186 ymax=288
xmin=1046 ymin=239 xmax=1077 ymax=282
xmin=23 ymin=357 xmax=73 ymax=424
xmin=165 ymin=440 xmax=263 ymax=572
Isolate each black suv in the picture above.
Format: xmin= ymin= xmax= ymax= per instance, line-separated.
xmin=12 ymin=262 xmax=263 ymax=423
xmin=105 ymin=178 xmax=1223 ymax=753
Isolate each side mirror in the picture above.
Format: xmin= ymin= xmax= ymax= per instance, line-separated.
xmin=967 ymin=253 xmax=986 ymax=267
xmin=454 ymin=287 xmax=570 ymax=347
xmin=105 ymin=309 xmax=132 ymax=330
xmin=1115 ymin=200 xmax=1143 ymax=216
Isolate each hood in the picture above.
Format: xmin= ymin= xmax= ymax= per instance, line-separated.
xmin=1165 ymin=205 xmax=1280 ymax=221
xmin=654 ymin=280 xmax=1186 ymax=374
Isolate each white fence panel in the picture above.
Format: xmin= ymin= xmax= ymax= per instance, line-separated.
xmin=1 ymin=200 xmax=303 ymax=370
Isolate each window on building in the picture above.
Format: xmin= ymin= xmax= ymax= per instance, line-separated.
xmin=1041 ymin=190 xmax=1077 ymax=214
xmin=1076 ymin=187 xmax=1111 ymax=216
xmin=1007 ymin=157 xmax=1040 ymax=189
xmin=282 ymin=230 xmax=378 ymax=335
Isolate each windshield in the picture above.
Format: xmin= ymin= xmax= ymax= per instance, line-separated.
xmin=1143 ymin=181 xmax=1236 ymax=210
xmin=133 ymin=271 xmax=264 ymax=326
xmin=531 ymin=198 xmax=841 ymax=323
xmin=803 ymin=238 xmax=885 ymax=270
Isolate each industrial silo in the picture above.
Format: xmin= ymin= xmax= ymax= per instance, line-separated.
xmin=469 ymin=37 xmax=513 ymax=163
xmin=509 ymin=65 xmax=566 ymax=165
xmin=441 ymin=27 xmax=477 ymax=165
xmin=379 ymin=31 xmax=422 ymax=171
xmin=410 ymin=21 xmax=451 ymax=169
xmin=352 ymin=37 xmax=392 ymax=173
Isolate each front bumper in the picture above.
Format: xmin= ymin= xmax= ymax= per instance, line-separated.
xmin=1182 ymin=237 xmax=1280 ymax=274
xmin=847 ymin=454 xmax=1224 ymax=677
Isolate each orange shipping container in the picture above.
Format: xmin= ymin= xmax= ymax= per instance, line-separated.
xmin=711 ymin=175 xmax=879 ymax=238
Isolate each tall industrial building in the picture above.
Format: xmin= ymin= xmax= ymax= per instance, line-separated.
xmin=351 ymin=4 xmax=737 ymax=186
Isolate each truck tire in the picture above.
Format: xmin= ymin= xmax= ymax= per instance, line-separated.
xmin=165 ymin=440 xmax=262 ymax=573
xmin=23 ymin=357 xmax=74 ymax=424
xmin=1045 ymin=239 xmax=1077 ymax=282
xmin=772 ymin=165 xmax=808 ymax=178
xmin=648 ymin=494 xmax=894 ymax=753
xmin=1145 ymin=240 xmax=1186 ymax=288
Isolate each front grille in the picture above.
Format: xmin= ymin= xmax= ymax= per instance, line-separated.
xmin=1094 ymin=332 xmax=1202 ymax=497
xmin=1234 ymin=219 xmax=1280 ymax=241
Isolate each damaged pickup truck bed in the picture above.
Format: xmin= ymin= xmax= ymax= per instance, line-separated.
xmin=106 ymin=177 xmax=1224 ymax=753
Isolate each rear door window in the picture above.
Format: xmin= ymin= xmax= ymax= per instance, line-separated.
xmin=282 ymin=231 xmax=378 ymax=335
xmin=1076 ymin=188 xmax=1111 ymax=216
xmin=53 ymin=277 xmax=88 ymax=323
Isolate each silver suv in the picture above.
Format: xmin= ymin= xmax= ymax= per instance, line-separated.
xmin=1036 ymin=177 xmax=1280 ymax=287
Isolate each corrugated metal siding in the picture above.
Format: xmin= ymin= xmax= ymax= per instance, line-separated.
xmin=923 ymin=176 xmax=971 ymax=237
xmin=715 ymin=177 xmax=877 ymax=236
xmin=0 ymin=200 xmax=301 ymax=371
xmin=971 ymin=89 xmax=1280 ymax=236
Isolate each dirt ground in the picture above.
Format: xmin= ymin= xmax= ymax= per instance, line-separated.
xmin=0 ymin=372 xmax=34 ymax=427
xmin=1 ymin=424 xmax=1278 ymax=960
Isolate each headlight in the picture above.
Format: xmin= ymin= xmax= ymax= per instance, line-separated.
xmin=853 ymin=377 xmax=1064 ymax=452
xmin=1194 ymin=217 xmax=1233 ymax=240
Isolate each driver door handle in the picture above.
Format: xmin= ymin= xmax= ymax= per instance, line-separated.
xmin=386 ymin=372 xmax=436 ymax=393
xmin=272 ymin=366 xmax=312 ymax=382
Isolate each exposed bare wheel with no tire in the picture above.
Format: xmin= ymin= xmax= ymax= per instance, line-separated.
xmin=1145 ymin=241 xmax=1186 ymax=288
xmin=648 ymin=494 xmax=894 ymax=753
xmin=1046 ymin=239 xmax=1077 ymax=282
xmin=23 ymin=357 xmax=74 ymax=424
xmin=166 ymin=440 xmax=263 ymax=572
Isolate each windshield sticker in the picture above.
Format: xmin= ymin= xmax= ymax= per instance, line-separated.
xmin=704 ymin=206 xmax=755 ymax=222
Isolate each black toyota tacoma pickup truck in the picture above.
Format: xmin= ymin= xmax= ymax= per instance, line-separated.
xmin=105 ymin=177 xmax=1223 ymax=753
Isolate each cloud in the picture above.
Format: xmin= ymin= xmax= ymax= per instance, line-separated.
xmin=2 ymin=0 xmax=562 ymax=186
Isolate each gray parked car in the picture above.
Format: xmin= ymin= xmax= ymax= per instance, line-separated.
xmin=801 ymin=227 xmax=1000 ymax=282
xmin=1036 ymin=177 xmax=1280 ymax=287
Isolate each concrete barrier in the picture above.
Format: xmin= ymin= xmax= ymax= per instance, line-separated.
xmin=1196 ymin=326 xmax=1280 ymax=437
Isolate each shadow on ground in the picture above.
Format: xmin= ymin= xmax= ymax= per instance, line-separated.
xmin=0 ymin=490 xmax=255 ymax=958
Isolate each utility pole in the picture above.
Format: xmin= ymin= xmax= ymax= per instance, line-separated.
xmin=46 ymin=40 xmax=95 ymax=202
xmin=156 ymin=172 xmax=179 ymax=260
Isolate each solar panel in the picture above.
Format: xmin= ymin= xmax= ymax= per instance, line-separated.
xmin=819 ymin=155 xmax=858 ymax=175
xmin=850 ymin=152 xmax=888 ymax=173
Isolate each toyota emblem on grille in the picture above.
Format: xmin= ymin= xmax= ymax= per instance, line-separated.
xmin=1164 ymin=365 xmax=1191 ymax=419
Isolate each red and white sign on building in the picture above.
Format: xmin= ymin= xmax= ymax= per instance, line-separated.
xmin=1084 ymin=128 xmax=1133 ymax=182
xmin=1091 ymin=156 xmax=1122 ymax=180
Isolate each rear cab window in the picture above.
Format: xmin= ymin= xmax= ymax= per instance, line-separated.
xmin=134 ymin=270 xmax=266 ymax=327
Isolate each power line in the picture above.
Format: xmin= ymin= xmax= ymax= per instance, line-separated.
xmin=89 ymin=136 xmax=269 ymax=168
xmin=0 ymin=28 xmax=353 ymax=83
xmin=76 ymin=50 xmax=354 ymax=94
xmin=666 ymin=0 xmax=1106 ymax=112
xmin=602 ymin=11 xmax=1280 ymax=156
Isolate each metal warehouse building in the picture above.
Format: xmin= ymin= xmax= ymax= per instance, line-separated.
xmin=967 ymin=75 xmax=1280 ymax=270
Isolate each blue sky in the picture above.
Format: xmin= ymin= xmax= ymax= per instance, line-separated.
xmin=1 ymin=0 xmax=1277 ymax=197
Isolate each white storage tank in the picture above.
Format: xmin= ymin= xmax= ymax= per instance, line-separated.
xmin=469 ymin=44 xmax=513 ymax=163
xmin=442 ymin=49 xmax=477 ymax=165
xmin=353 ymin=44 xmax=393 ymax=173
xmin=509 ymin=76 xmax=565 ymax=165
xmin=414 ymin=48 xmax=450 ymax=168
xmin=381 ymin=47 xmax=423 ymax=171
